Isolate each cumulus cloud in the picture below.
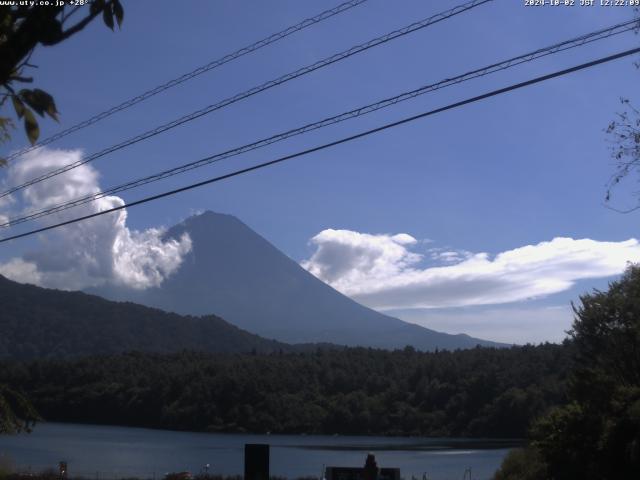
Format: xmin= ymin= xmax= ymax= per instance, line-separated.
xmin=0 ymin=148 xmax=191 ymax=290
xmin=0 ymin=258 xmax=42 ymax=285
xmin=302 ymin=229 xmax=640 ymax=310
xmin=301 ymin=229 xmax=421 ymax=287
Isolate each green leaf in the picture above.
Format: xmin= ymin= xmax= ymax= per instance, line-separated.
xmin=19 ymin=88 xmax=59 ymax=121
xmin=113 ymin=0 xmax=124 ymax=28
xmin=23 ymin=108 xmax=39 ymax=145
xmin=11 ymin=95 xmax=25 ymax=119
xmin=103 ymin=3 xmax=115 ymax=30
xmin=46 ymin=102 xmax=59 ymax=122
xmin=19 ymin=89 xmax=42 ymax=116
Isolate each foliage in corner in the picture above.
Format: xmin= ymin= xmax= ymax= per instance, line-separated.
xmin=604 ymin=12 xmax=640 ymax=212
xmin=0 ymin=384 xmax=39 ymax=435
xmin=492 ymin=447 xmax=547 ymax=480
xmin=0 ymin=0 xmax=123 ymax=435
xmin=0 ymin=0 xmax=124 ymax=163
xmin=605 ymin=98 xmax=640 ymax=211
xmin=493 ymin=264 xmax=640 ymax=479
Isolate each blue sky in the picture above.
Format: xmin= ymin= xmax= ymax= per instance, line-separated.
xmin=1 ymin=0 xmax=639 ymax=344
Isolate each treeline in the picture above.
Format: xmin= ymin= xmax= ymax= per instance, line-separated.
xmin=494 ymin=266 xmax=640 ymax=479
xmin=0 ymin=275 xmax=292 ymax=360
xmin=0 ymin=343 xmax=569 ymax=438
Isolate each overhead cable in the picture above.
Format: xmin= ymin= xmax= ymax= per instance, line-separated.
xmin=2 ymin=46 xmax=638 ymax=244
xmin=2 ymin=0 xmax=370 ymax=163
xmin=2 ymin=18 xmax=637 ymax=228
xmin=0 ymin=0 xmax=493 ymax=199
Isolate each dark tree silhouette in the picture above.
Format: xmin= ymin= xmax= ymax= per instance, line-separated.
xmin=495 ymin=265 xmax=640 ymax=479
xmin=605 ymin=97 xmax=640 ymax=212
xmin=0 ymin=1 xmax=124 ymax=153
xmin=0 ymin=384 xmax=39 ymax=434
xmin=604 ymin=12 xmax=640 ymax=211
xmin=0 ymin=0 xmax=124 ymax=432
xmin=0 ymin=343 xmax=569 ymax=438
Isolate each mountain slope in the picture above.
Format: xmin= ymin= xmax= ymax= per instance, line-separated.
xmin=92 ymin=211 xmax=503 ymax=350
xmin=0 ymin=275 xmax=290 ymax=360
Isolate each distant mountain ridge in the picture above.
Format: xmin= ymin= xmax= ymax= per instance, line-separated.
xmin=91 ymin=211 xmax=504 ymax=351
xmin=0 ymin=275 xmax=291 ymax=360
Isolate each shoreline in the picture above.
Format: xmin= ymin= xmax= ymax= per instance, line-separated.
xmin=18 ymin=421 xmax=526 ymax=446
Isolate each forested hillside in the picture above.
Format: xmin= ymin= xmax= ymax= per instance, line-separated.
xmin=0 ymin=275 xmax=290 ymax=358
xmin=0 ymin=343 xmax=569 ymax=438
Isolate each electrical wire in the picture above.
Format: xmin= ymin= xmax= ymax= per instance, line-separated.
xmin=2 ymin=18 xmax=637 ymax=229
xmin=2 ymin=46 xmax=638 ymax=244
xmin=3 ymin=0 xmax=370 ymax=163
xmin=0 ymin=0 xmax=494 ymax=199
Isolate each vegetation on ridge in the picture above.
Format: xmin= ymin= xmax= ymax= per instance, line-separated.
xmin=0 ymin=343 xmax=568 ymax=438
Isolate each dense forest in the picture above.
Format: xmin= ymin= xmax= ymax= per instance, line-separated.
xmin=0 ymin=275 xmax=293 ymax=359
xmin=4 ymin=263 xmax=639 ymax=479
xmin=0 ymin=343 xmax=569 ymax=438
xmin=494 ymin=266 xmax=640 ymax=479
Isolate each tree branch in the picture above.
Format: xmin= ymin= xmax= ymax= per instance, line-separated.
xmin=57 ymin=5 xmax=105 ymax=42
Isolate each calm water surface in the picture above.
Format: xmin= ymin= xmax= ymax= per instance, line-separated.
xmin=0 ymin=423 xmax=515 ymax=480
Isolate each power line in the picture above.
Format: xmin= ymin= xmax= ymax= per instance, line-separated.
xmin=2 ymin=18 xmax=637 ymax=229
xmin=0 ymin=0 xmax=493 ymax=199
xmin=2 ymin=46 xmax=638 ymax=244
xmin=2 ymin=0 xmax=370 ymax=163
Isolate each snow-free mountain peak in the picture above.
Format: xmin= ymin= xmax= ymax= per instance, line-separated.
xmin=92 ymin=211 xmax=504 ymax=350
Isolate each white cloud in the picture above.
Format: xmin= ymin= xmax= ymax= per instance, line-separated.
xmin=0 ymin=148 xmax=191 ymax=290
xmin=0 ymin=258 xmax=42 ymax=285
xmin=0 ymin=188 xmax=15 ymax=226
xmin=302 ymin=229 xmax=640 ymax=310
xmin=301 ymin=229 xmax=421 ymax=287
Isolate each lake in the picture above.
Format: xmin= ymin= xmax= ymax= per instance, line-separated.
xmin=0 ymin=423 xmax=516 ymax=480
